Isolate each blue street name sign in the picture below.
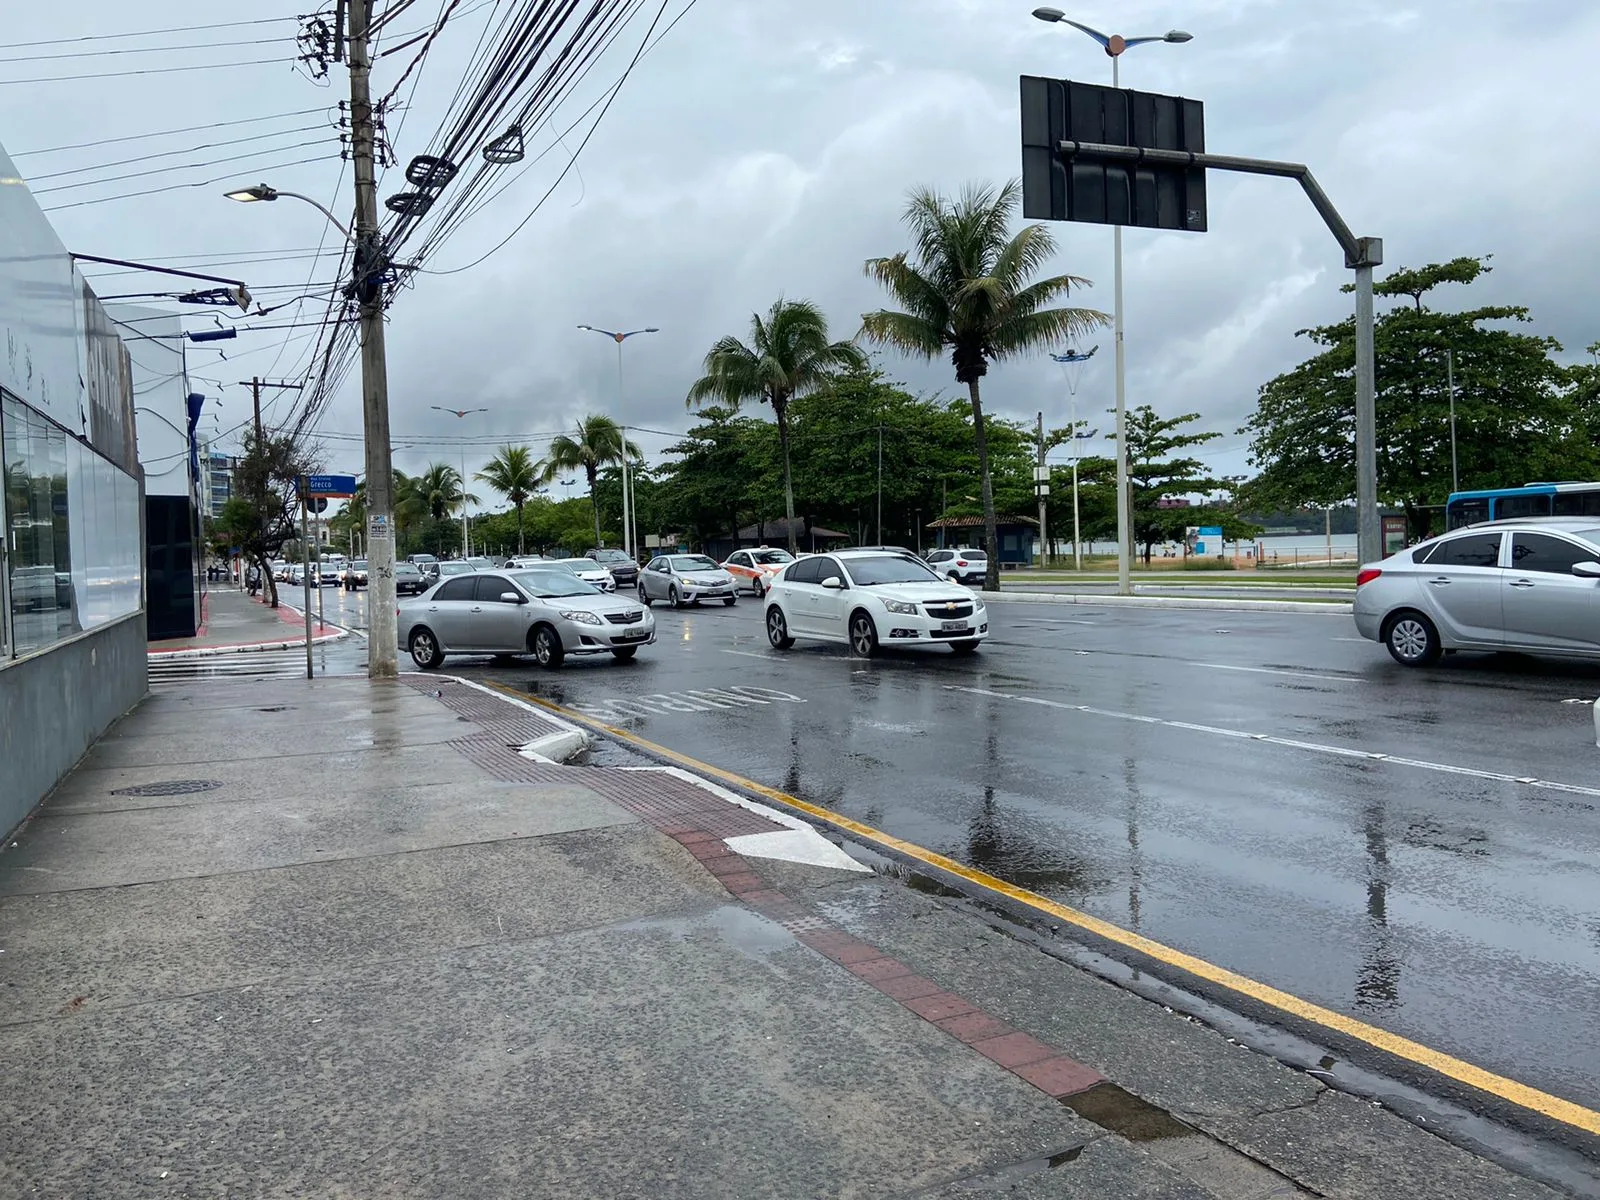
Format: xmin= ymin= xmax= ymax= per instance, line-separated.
xmin=305 ymin=473 xmax=358 ymax=497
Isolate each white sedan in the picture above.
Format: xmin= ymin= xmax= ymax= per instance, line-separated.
xmin=763 ymin=549 xmax=988 ymax=655
xmin=551 ymin=558 xmax=617 ymax=592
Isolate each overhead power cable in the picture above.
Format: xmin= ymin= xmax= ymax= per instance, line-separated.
xmin=1 ymin=58 xmax=295 ymax=87
xmin=4 ymin=16 xmax=295 ymax=49
xmin=32 ymin=136 xmax=331 ymax=195
xmin=40 ymin=153 xmax=335 ymax=212
xmin=23 ymin=124 xmax=326 ymax=182
xmin=9 ymin=107 xmax=331 ymax=157
xmin=0 ymin=36 xmax=299 ymax=64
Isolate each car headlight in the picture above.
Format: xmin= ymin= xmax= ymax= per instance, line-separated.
xmin=973 ymin=597 xmax=985 ymax=611
xmin=560 ymin=610 xmax=602 ymax=625
xmin=883 ymin=599 xmax=918 ymax=616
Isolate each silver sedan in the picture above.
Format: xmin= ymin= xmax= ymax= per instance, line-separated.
xmin=638 ymin=553 xmax=737 ymax=608
xmin=399 ymin=565 xmax=655 ymax=670
xmin=1353 ymin=517 xmax=1600 ymax=665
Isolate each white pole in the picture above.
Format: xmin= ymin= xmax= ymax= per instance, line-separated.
xmin=1446 ymin=349 xmax=1458 ymax=494
xmin=1111 ymin=53 xmax=1131 ymax=596
xmin=617 ymin=341 xmax=632 ymax=557
xmin=460 ymin=441 xmax=469 ymax=558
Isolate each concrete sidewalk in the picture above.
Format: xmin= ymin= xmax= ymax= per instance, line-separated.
xmin=147 ymin=586 xmax=345 ymax=657
xmin=0 ymin=675 xmax=1575 ymax=1198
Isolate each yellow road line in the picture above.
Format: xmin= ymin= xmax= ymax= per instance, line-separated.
xmin=507 ymin=685 xmax=1600 ymax=1139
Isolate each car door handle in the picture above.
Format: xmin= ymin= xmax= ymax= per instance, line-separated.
xmin=1426 ymin=576 xmax=1452 ymax=586
xmin=470 ymin=606 xmax=484 ymax=612
xmin=1508 ymin=579 xmax=1536 ymax=588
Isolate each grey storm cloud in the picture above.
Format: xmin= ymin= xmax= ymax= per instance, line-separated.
xmin=8 ymin=0 xmax=1597 ymax=483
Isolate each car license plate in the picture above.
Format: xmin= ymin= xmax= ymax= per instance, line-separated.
xmin=941 ymin=620 xmax=968 ymax=631
xmin=616 ymin=630 xmax=649 ymax=642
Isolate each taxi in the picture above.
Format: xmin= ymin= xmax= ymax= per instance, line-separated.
xmin=721 ymin=546 xmax=796 ymax=596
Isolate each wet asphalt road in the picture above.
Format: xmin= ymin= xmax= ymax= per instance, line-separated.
xmin=326 ymin=583 xmax=1600 ymax=1115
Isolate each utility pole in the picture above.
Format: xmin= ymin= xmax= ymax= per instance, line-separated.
xmin=1035 ymin=412 xmax=1048 ymax=568
xmin=347 ymin=0 xmax=398 ymax=678
xmin=1446 ymin=349 xmax=1459 ymax=495
xmin=239 ymin=378 xmax=304 ymax=447
xmin=876 ymin=424 xmax=883 ymax=544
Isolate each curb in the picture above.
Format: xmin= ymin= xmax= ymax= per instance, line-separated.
xmin=426 ymin=674 xmax=592 ymax=764
xmin=980 ymin=589 xmax=1351 ymax=614
xmin=148 ymin=630 xmax=344 ymax=659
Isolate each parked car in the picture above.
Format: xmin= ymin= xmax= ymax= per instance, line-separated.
xmin=587 ymin=547 xmax=640 ymax=589
xmin=638 ymin=554 xmax=737 ymax=608
xmin=552 ymin=557 xmax=617 ymax=592
xmin=399 ymin=565 xmax=655 ymax=670
xmin=1354 ymin=517 xmax=1600 ymax=666
xmin=394 ymin=562 xmax=429 ymax=596
xmin=270 ymin=560 xmax=289 ymax=582
xmin=925 ymin=546 xmax=987 ymax=585
xmin=722 ymin=547 xmax=795 ymax=596
xmin=341 ymin=559 xmax=368 ymax=590
xmin=287 ymin=563 xmax=307 ymax=586
xmin=317 ymin=561 xmax=341 ymax=587
xmin=764 ymin=549 xmax=988 ymax=656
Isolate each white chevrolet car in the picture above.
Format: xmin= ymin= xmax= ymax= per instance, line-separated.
xmin=763 ymin=549 xmax=988 ymax=656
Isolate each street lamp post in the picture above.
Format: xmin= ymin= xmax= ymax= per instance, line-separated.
xmin=431 ymin=406 xmax=487 ymax=557
xmin=1032 ymin=8 xmax=1192 ymax=595
xmin=578 ymin=324 xmax=658 ymax=558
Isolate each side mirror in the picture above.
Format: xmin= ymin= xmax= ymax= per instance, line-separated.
xmin=1572 ymin=561 xmax=1600 ymax=579
xmin=820 ymin=576 xmax=844 ymax=590
xmin=500 ymin=591 xmax=524 ymax=604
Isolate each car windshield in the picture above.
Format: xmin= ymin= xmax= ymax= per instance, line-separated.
xmin=844 ymin=555 xmax=942 ymax=586
xmin=412 ymin=555 xmax=437 ymax=563
xmin=752 ymin=550 xmax=793 ymax=565
xmin=669 ymin=555 xmax=719 ymax=572
xmin=352 ymin=560 xmax=366 ymax=569
xmin=558 ymin=559 xmax=602 ymax=571
xmin=439 ymin=562 xmax=472 ymax=574
xmin=395 ymin=564 xmax=420 ymax=577
xmin=592 ymin=550 xmax=629 ymax=563
xmin=511 ymin=568 xmax=598 ymax=598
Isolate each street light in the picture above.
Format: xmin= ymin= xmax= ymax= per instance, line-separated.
xmin=1031 ymin=9 xmax=1191 ymax=596
xmin=224 ymin=183 xmax=355 ymax=243
xmin=225 ymin=175 xmax=398 ymax=679
xmin=430 ymin=406 xmax=487 ymax=558
xmin=578 ymin=324 xmax=658 ymax=559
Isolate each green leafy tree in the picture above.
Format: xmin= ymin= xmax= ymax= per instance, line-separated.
xmin=655 ymin=406 xmax=768 ymax=550
xmin=211 ymin=430 xmax=318 ymax=607
xmin=1110 ymin=406 xmax=1223 ymax=562
xmin=475 ymin=444 xmax=542 ymax=555
xmin=542 ymin=415 xmax=640 ymax=552
xmin=1242 ymin=257 xmax=1586 ymax=538
xmin=860 ymin=180 xmax=1109 ymax=588
xmin=686 ymin=298 xmax=867 ymax=554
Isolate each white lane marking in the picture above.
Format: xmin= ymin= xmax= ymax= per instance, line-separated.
xmin=616 ymin=765 xmax=867 ymax=872
xmin=571 ymin=685 xmax=805 ymax=722
xmin=944 ymin=685 xmax=1600 ymax=800
xmin=722 ymin=649 xmax=773 ymax=660
xmin=1333 ymin=637 xmax=1369 ymax=643
xmin=1193 ymin=662 xmax=1365 ymax=683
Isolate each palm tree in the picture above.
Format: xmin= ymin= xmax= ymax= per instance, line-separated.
xmin=391 ymin=470 xmax=428 ymax=535
xmin=687 ymin=299 xmax=867 ymax=555
xmin=542 ymin=415 xmax=640 ymax=551
xmin=860 ymin=180 xmax=1108 ymax=589
xmin=416 ymin=462 xmax=477 ymax=523
xmin=476 ymin=444 xmax=542 ymax=555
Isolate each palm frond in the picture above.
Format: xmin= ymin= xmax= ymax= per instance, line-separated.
xmin=987 ymin=306 xmax=1111 ymax=361
xmin=858 ymin=309 xmax=946 ymax=360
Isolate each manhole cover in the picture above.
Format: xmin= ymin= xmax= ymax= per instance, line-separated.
xmin=110 ymin=779 xmax=224 ymax=797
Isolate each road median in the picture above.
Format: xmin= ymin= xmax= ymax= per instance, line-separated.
xmin=981 ymin=588 xmax=1352 ymax=613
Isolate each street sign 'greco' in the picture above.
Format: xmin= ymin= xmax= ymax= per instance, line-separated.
xmin=304 ymin=473 xmax=359 ymax=497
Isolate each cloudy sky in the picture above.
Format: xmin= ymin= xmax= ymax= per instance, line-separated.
xmin=6 ymin=0 xmax=1597 ymax=496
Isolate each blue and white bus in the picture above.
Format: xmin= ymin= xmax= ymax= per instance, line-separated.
xmin=1445 ymin=482 xmax=1600 ymax=530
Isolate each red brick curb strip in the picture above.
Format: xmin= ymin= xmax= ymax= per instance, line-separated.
xmin=669 ymin=828 xmax=1108 ymax=1103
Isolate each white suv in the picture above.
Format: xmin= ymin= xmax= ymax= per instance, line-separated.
xmin=764 ymin=549 xmax=988 ymax=656
xmin=924 ymin=546 xmax=987 ymax=585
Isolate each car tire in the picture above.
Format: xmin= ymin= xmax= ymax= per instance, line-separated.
xmin=849 ymin=609 xmax=879 ymax=657
xmin=950 ymin=640 xmax=981 ymax=656
xmin=766 ymin=605 xmax=795 ymax=650
xmin=638 ymin=583 xmax=653 ymax=607
xmin=669 ymin=584 xmax=683 ymax=609
xmin=612 ymin=646 xmax=638 ymax=661
xmin=1382 ymin=610 xmax=1442 ymax=667
xmin=723 ymin=596 xmax=736 ymax=607
xmin=752 ymin=578 xmax=765 ymax=598
xmin=408 ymin=627 xmax=445 ymax=670
xmin=531 ymin=623 xmax=565 ymax=670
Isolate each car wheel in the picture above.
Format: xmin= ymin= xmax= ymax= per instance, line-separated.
xmin=669 ymin=584 xmax=683 ymax=609
xmin=723 ymin=596 xmax=736 ymax=607
xmin=531 ymin=623 xmax=566 ymax=670
xmin=638 ymin=583 xmax=653 ymax=607
xmin=752 ymin=578 xmax=765 ymax=598
xmin=408 ymin=627 xmax=445 ymax=670
xmin=849 ymin=610 xmax=879 ymax=657
xmin=612 ymin=646 xmax=638 ymax=661
xmin=766 ymin=605 xmax=795 ymax=649
xmin=1383 ymin=610 xmax=1441 ymax=667
xmin=950 ymin=640 xmax=981 ymax=656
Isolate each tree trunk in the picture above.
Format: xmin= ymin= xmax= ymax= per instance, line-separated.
xmin=515 ymin=499 xmax=525 ymax=555
xmin=255 ymin=550 xmax=279 ymax=607
xmin=587 ymin=465 xmax=602 ymax=550
xmin=775 ymin=395 xmax=799 ymax=555
xmin=967 ymin=379 xmax=1001 ymax=591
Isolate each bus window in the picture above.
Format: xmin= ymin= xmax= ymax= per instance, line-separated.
xmin=1494 ymin=493 xmax=1552 ymax=520
xmin=1446 ymin=498 xmax=1489 ymax=529
xmin=1553 ymin=491 xmax=1600 ymax=517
